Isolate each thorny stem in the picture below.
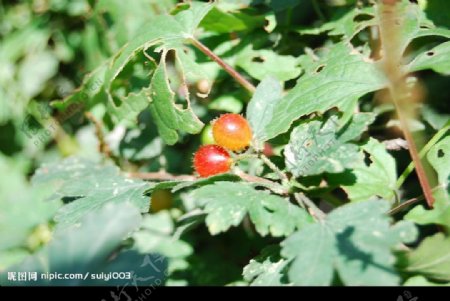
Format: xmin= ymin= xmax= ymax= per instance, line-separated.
xmin=294 ymin=193 xmax=326 ymax=221
xmin=260 ymin=154 xmax=289 ymax=182
xmin=234 ymin=168 xmax=287 ymax=195
xmin=190 ymin=38 xmax=256 ymax=93
xmin=378 ymin=0 xmax=435 ymax=207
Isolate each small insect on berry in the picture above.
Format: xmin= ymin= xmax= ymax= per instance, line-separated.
xmin=193 ymin=145 xmax=232 ymax=177
xmin=212 ymin=113 xmax=252 ymax=151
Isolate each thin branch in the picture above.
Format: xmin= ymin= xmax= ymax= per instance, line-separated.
xmin=378 ymin=1 xmax=435 ymax=207
xmin=84 ymin=112 xmax=111 ymax=158
xmin=294 ymin=193 xmax=326 ymax=221
xmin=388 ymin=196 xmax=423 ymax=215
xmin=190 ymin=38 xmax=256 ymax=93
xmin=234 ymin=168 xmax=288 ymax=195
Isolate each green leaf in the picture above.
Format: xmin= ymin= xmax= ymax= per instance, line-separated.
xmin=406 ymin=135 xmax=450 ymax=227
xmin=55 ymin=2 xmax=213 ymax=140
xmin=191 ymin=182 xmax=312 ymax=236
xmin=200 ymin=6 xmax=264 ymax=33
xmin=263 ymin=42 xmax=387 ymax=140
xmin=0 ymin=202 xmax=166 ymax=286
xmin=243 ymin=245 xmax=289 ymax=286
xmin=235 ymin=45 xmax=302 ymax=82
xmin=427 ymin=135 xmax=450 ymax=187
xmin=246 ymin=76 xmax=283 ymax=146
xmin=297 ymin=6 xmax=376 ymax=40
xmin=285 ymin=114 xmax=374 ymax=177
xmin=406 ymin=233 xmax=450 ymax=282
xmin=382 ymin=0 xmax=450 ymax=54
xmin=405 ymin=197 xmax=450 ymax=229
xmin=132 ymin=211 xmax=192 ymax=275
xmin=404 ymin=275 xmax=450 ymax=286
xmin=143 ymin=173 xmax=241 ymax=196
xmin=133 ymin=211 xmax=192 ymax=259
xmin=329 ymin=138 xmax=397 ymax=202
xmin=32 ymin=157 xmax=150 ymax=227
xmin=148 ymin=49 xmax=203 ymax=145
xmin=281 ymin=200 xmax=417 ymax=286
xmin=0 ymin=155 xmax=60 ymax=253
xmin=408 ymin=41 xmax=450 ymax=75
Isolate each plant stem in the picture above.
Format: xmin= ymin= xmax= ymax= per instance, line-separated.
xmin=378 ymin=1 xmax=435 ymax=207
xmin=127 ymin=171 xmax=196 ymax=181
xmin=189 ymin=38 xmax=256 ymax=93
xmin=234 ymin=168 xmax=288 ymax=195
xmin=294 ymin=193 xmax=326 ymax=220
xmin=312 ymin=0 xmax=326 ymax=22
xmin=260 ymin=154 xmax=289 ymax=182
xmin=396 ymin=121 xmax=450 ymax=189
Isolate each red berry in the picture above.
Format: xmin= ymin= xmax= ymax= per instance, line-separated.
xmin=212 ymin=114 xmax=252 ymax=151
xmin=193 ymin=145 xmax=232 ymax=177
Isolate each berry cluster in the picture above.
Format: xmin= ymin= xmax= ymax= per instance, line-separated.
xmin=193 ymin=114 xmax=252 ymax=177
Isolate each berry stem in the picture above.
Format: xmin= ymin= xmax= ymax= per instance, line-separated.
xmin=190 ymin=38 xmax=256 ymax=93
xmin=260 ymin=154 xmax=289 ymax=182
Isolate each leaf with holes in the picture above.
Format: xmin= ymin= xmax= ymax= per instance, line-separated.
xmin=408 ymin=41 xmax=450 ymax=75
xmin=281 ymin=200 xmax=417 ymax=286
xmin=263 ymin=42 xmax=387 ymax=141
xmin=285 ymin=114 xmax=374 ymax=177
xmin=328 ymin=138 xmax=397 ymax=202
xmin=191 ymin=182 xmax=312 ymax=236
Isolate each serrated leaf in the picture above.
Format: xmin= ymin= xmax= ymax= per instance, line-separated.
xmin=32 ymin=157 xmax=150 ymax=227
xmin=329 ymin=138 xmax=397 ymax=202
xmin=406 ymin=233 xmax=450 ymax=282
xmin=281 ymin=200 xmax=417 ymax=286
xmin=243 ymin=245 xmax=289 ymax=286
xmin=246 ymin=76 xmax=283 ymax=146
xmin=0 ymin=203 xmax=166 ymax=286
xmin=263 ymin=42 xmax=387 ymax=140
xmin=285 ymin=114 xmax=374 ymax=177
xmin=148 ymin=49 xmax=203 ymax=145
xmin=191 ymin=182 xmax=312 ymax=236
